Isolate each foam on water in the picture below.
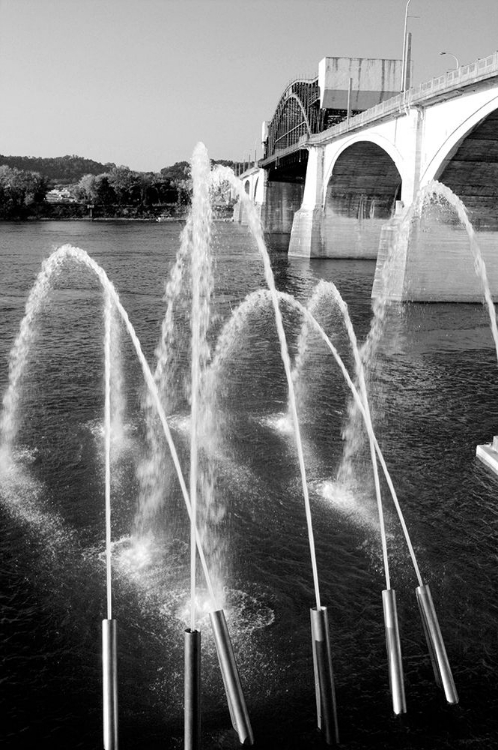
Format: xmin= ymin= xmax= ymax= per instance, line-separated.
xmin=1 ymin=451 xmax=61 ymax=531
xmin=258 ymin=412 xmax=294 ymax=434
xmin=315 ymin=479 xmax=380 ymax=532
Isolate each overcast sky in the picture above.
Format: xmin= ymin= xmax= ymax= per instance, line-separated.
xmin=1 ymin=0 xmax=497 ymax=171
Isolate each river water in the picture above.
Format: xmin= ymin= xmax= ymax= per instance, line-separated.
xmin=1 ymin=219 xmax=497 ymax=749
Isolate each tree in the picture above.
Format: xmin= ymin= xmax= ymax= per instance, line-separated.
xmin=108 ymin=166 xmax=138 ymax=207
xmin=74 ymin=173 xmax=99 ymax=203
xmin=0 ymin=165 xmax=48 ymax=217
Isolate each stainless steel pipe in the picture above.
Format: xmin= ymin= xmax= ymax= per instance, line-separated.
xmin=416 ymin=584 xmax=459 ymax=704
xmin=382 ymin=589 xmax=406 ymax=715
xmin=102 ymin=619 xmax=118 ymax=750
xmin=209 ymin=609 xmax=254 ymax=745
xmin=185 ymin=628 xmax=201 ymax=750
xmin=310 ymin=606 xmax=339 ymax=745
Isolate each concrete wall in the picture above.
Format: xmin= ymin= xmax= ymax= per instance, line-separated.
xmin=318 ymin=57 xmax=402 ymax=110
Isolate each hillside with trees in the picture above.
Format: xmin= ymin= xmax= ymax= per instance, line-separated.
xmin=0 ymin=154 xmax=114 ymax=184
xmin=0 ymin=154 xmax=243 ymax=220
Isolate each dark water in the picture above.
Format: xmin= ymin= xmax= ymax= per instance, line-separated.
xmin=1 ymin=220 xmax=498 ymax=749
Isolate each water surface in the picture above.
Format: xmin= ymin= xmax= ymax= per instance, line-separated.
xmin=1 ymin=220 xmax=497 ymax=749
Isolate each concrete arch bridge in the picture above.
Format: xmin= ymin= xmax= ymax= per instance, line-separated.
xmin=241 ymin=53 xmax=498 ymax=300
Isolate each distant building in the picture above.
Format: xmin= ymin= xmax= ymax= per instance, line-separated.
xmin=46 ymin=188 xmax=76 ymax=203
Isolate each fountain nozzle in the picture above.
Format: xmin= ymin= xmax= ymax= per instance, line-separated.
xmin=416 ymin=584 xmax=458 ymax=704
xmin=102 ymin=619 xmax=118 ymax=750
xmin=310 ymin=606 xmax=339 ymax=745
xmin=185 ymin=628 xmax=202 ymax=750
xmin=210 ymin=609 xmax=254 ymax=745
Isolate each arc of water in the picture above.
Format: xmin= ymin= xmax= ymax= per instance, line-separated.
xmin=0 ymin=253 xmax=65 ymax=467
xmin=212 ymin=165 xmax=322 ymax=611
xmin=313 ymin=281 xmax=423 ymax=587
xmin=295 ymin=280 xmax=391 ymax=590
xmin=0 ymin=244 xmax=217 ymax=608
xmin=281 ymin=290 xmax=424 ymax=586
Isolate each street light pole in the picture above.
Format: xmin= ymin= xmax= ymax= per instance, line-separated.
xmin=401 ymin=0 xmax=412 ymax=91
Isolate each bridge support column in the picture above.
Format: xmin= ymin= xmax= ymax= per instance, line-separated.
xmin=372 ymin=205 xmax=498 ymax=302
xmin=289 ymin=146 xmax=325 ymax=257
xmin=288 ymin=207 xmax=323 ymax=257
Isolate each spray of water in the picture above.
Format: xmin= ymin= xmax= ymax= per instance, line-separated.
xmin=209 ymin=279 xmax=424 ymax=588
xmin=0 ymin=253 xmax=66 ymax=469
xmin=212 ymin=165 xmax=322 ymax=609
xmin=0 ymin=244 xmax=217 ymax=607
xmin=189 ymin=143 xmax=214 ymax=630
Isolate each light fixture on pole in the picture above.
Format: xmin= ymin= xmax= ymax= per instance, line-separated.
xmin=440 ymin=51 xmax=460 ymax=70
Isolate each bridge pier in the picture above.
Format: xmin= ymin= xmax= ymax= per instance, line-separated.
xmin=288 ymin=207 xmax=323 ymax=257
xmin=373 ymin=208 xmax=498 ymax=301
xmin=288 ymin=146 xmax=324 ymax=256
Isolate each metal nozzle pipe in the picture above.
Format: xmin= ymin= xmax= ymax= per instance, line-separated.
xmin=102 ymin=619 xmax=118 ymax=750
xmin=209 ymin=609 xmax=254 ymax=746
xmin=310 ymin=606 xmax=339 ymax=745
xmin=382 ymin=589 xmax=406 ymax=715
xmin=416 ymin=584 xmax=458 ymax=704
xmin=185 ymin=628 xmax=201 ymax=750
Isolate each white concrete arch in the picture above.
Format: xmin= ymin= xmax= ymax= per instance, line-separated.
xmin=421 ymin=94 xmax=498 ymax=185
xmin=322 ymin=132 xmax=404 ymax=206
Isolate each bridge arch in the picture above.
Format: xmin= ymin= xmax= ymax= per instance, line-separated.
xmin=422 ymin=95 xmax=498 ymax=183
xmin=271 ymin=94 xmax=311 ymax=152
xmin=422 ymin=96 xmax=498 ymax=229
xmin=265 ymin=79 xmax=321 ymax=158
xmin=324 ymin=138 xmax=402 ymax=218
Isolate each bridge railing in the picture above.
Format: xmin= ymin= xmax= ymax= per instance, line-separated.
xmin=413 ymin=52 xmax=498 ymax=99
xmin=308 ymin=50 xmax=498 ymax=145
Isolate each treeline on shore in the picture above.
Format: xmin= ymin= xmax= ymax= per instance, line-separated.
xmin=0 ymin=155 xmax=242 ymax=220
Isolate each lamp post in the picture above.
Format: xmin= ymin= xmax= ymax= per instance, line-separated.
xmin=440 ymin=51 xmax=460 ymax=70
xmin=401 ymin=1 xmax=419 ymax=92
xmin=401 ymin=0 xmax=411 ymax=92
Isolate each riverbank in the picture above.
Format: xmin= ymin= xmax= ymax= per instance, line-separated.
xmin=0 ymin=215 xmax=235 ymax=223
xmin=0 ymin=204 xmax=235 ymax=222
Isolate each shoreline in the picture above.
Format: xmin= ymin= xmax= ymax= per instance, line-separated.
xmin=0 ymin=215 xmax=235 ymax=223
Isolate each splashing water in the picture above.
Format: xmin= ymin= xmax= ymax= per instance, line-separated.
xmin=0 ymin=244 xmax=218 ymax=606
xmin=212 ymin=164 xmax=322 ymax=609
xmin=0 ymin=252 xmax=66 ymax=470
xmin=189 ymin=143 xmax=215 ymax=629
